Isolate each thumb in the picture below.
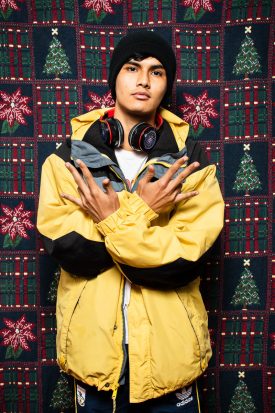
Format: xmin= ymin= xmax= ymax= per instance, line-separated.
xmin=141 ymin=165 xmax=155 ymax=184
xmin=102 ymin=178 xmax=115 ymax=195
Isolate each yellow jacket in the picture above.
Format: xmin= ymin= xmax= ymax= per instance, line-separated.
xmin=37 ymin=108 xmax=224 ymax=403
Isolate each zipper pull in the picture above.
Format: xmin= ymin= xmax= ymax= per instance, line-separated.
xmin=112 ymin=385 xmax=119 ymax=413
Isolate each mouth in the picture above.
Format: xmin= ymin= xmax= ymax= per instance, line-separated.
xmin=132 ymin=92 xmax=150 ymax=100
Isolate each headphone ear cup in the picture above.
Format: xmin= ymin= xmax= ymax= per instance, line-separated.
xmin=100 ymin=118 xmax=124 ymax=148
xmin=129 ymin=123 xmax=158 ymax=152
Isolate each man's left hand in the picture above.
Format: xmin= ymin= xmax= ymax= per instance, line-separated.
xmin=61 ymin=159 xmax=120 ymax=223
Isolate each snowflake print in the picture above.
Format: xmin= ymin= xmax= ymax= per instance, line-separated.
xmin=0 ymin=314 xmax=36 ymax=359
xmin=181 ymin=0 xmax=221 ymax=21
xmin=0 ymin=88 xmax=32 ymax=134
xmin=179 ymin=90 xmax=219 ymax=138
xmin=0 ymin=202 xmax=34 ymax=248
xmin=0 ymin=0 xmax=24 ymax=20
xmin=83 ymin=0 xmax=123 ymax=22
xmin=85 ymin=90 xmax=115 ymax=112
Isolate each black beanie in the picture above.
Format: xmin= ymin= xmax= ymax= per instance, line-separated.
xmin=108 ymin=31 xmax=176 ymax=105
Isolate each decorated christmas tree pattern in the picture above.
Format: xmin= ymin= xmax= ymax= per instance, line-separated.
xmin=231 ymin=260 xmax=260 ymax=309
xmin=83 ymin=0 xmax=123 ymax=23
xmin=233 ymin=145 xmax=262 ymax=196
xmin=43 ymin=29 xmax=72 ymax=80
xmin=47 ymin=267 xmax=61 ymax=304
xmin=181 ymin=0 xmax=221 ymax=21
xmin=233 ymin=27 xmax=262 ymax=79
xmin=50 ymin=373 xmax=74 ymax=410
xmin=0 ymin=0 xmax=24 ymax=20
xmin=228 ymin=373 xmax=257 ymax=413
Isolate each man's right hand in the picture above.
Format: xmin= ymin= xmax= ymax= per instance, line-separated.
xmin=136 ymin=156 xmax=200 ymax=214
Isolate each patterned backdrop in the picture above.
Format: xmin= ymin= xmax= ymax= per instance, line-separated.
xmin=0 ymin=1 xmax=274 ymax=412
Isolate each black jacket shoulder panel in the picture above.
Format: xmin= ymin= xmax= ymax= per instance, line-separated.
xmin=185 ymin=137 xmax=209 ymax=170
xmin=53 ymin=140 xmax=72 ymax=162
xmin=147 ymin=120 xmax=179 ymax=160
xmin=83 ymin=120 xmax=118 ymax=163
xmin=41 ymin=232 xmax=114 ymax=278
xmin=120 ymin=255 xmax=208 ymax=290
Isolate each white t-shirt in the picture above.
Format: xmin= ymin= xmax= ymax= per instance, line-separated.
xmin=115 ymin=148 xmax=148 ymax=343
xmin=115 ymin=148 xmax=148 ymax=186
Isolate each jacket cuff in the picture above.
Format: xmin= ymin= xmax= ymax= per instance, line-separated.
xmin=96 ymin=192 xmax=158 ymax=236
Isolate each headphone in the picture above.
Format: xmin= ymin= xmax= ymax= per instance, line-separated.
xmin=100 ymin=114 xmax=162 ymax=152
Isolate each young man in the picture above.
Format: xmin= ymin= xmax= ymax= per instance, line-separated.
xmin=37 ymin=31 xmax=224 ymax=412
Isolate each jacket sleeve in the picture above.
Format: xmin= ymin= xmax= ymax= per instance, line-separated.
xmin=37 ymin=154 xmax=114 ymax=277
xmin=96 ymin=164 xmax=224 ymax=289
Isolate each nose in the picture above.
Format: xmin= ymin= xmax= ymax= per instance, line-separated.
xmin=136 ymin=70 xmax=150 ymax=88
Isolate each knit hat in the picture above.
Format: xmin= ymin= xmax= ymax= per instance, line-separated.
xmin=108 ymin=31 xmax=176 ymax=105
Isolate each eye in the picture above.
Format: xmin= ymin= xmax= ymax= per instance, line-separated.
xmin=126 ymin=65 xmax=137 ymax=72
xmin=152 ymin=70 xmax=164 ymax=77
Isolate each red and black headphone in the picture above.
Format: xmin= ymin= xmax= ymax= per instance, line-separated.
xmin=100 ymin=110 xmax=163 ymax=152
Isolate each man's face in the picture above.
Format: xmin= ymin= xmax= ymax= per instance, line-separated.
xmin=114 ymin=57 xmax=167 ymax=121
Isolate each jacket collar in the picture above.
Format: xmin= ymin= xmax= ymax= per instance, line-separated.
xmin=70 ymin=107 xmax=190 ymax=160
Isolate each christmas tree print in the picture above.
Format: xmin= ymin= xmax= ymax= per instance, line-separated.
xmin=233 ymin=151 xmax=262 ymax=196
xmin=233 ymin=34 xmax=261 ymax=79
xmin=50 ymin=374 xmax=74 ymax=410
xmin=231 ymin=267 xmax=260 ymax=308
xmin=43 ymin=36 xmax=72 ymax=80
xmin=228 ymin=379 xmax=256 ymax=413
xmin=47 ymin=267 xmax=60 ymax=304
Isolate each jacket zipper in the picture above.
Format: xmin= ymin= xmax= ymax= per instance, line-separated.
xmin=109 ymin=165 xmax=130 ymax=191
xmin=131 ymin=159 xmax=178 ymax=189
xmin=109 ymin=159 xmax=173 ymax=408
xmin=112 ymin=278 xmax=128 ymax=413
xmin=112 ymin=385 xmax=119 ymax=413
xmin=107 ymin=167 xmax=128 ymax=412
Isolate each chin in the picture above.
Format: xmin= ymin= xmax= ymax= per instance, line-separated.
xmin=126 ymin=103 xmax=156 ymax=116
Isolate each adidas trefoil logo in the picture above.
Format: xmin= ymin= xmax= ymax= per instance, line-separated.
xmin=176 ymin=386 xmax=193 ymax=407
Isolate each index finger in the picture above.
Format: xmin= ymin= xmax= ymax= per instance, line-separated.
xmin=174 ymin=161 xmax=200 ymax=186
xmin=74 ymin=159 xmax=98 ymax=190
xmin=162 ymin=156 xmax=188 ymax=183
xmin=65 ymin=159 xmax=95 ymax=193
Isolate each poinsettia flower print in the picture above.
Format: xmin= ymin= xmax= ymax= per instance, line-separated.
xmin=0 ymin=314 xmax=36 ymax=359
xmin=85 ymin=90 xmax=115 ymax=112
xmin=179 ymin=90 xmax=219 ymax=138
xmin=0 ymin=0 xmax=24 ymax=20
xmin=0 ymin=202 xmax=34 ymax=248
xmin=83 ymin=0 xmax=123 ymax=21
xmin=181 ymin=0 xmax=221 ymax=21
xmin=0 ymin=88 xmax=32 ymax=134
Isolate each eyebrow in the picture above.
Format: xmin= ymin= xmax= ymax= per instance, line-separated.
xmin=125 ymin=60 xmax=165 ymax=70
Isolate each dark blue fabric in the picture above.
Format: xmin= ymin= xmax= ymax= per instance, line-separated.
xmin=75 ymin=375 xmax=200 ymax=413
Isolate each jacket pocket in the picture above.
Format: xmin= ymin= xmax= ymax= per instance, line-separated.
xmin=176 ymin=280 xmax=212 ymax=372
xmin=176 ymin=290 xmax=203 ymax=368
xmin=56 ymin=272 xmax=88 ymax=369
